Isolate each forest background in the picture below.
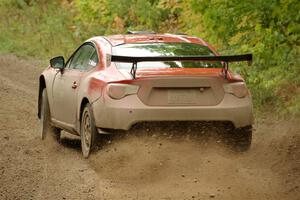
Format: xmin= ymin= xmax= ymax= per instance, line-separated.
xmin=0 ymin=0 xmax=299 ymax=115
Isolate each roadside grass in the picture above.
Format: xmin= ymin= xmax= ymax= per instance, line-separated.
xmin=0 ymin=0 xmax=78 ymax=59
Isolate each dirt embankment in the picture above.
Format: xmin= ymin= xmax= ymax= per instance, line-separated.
xmin=0 ymin=54 xmax=299 ymax=200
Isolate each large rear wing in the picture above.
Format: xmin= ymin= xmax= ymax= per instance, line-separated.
xmin=110 ymin=54 xmax=252 ymax=79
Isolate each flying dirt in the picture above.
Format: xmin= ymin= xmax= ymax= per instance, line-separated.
xmin=0 ymin=54 xmax=299 ymax=200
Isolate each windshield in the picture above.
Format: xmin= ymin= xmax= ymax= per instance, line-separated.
xmin=112 ymin=42 xmax=222 ymax=70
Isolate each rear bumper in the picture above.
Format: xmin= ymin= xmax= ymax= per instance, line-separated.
xmin=92 ymin=93 xmax=254 ymax=130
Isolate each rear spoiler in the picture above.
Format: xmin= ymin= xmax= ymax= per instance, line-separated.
xmin=110 ymin=54 xmax=252 ymax=79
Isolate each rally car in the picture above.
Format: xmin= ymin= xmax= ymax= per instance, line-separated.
xmin=38 ymin=32 xmax=253 ymax=158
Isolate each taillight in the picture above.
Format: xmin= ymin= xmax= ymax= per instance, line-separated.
xmin=223 ymin=82 xmax=249 ymax=98
xmin=107 ymin=83 xmax=139 ymax=99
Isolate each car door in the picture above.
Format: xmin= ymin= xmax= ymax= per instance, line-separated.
xmin=52 ymin=43 xmax=97 ymax=128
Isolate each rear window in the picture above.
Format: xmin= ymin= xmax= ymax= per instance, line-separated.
xmin=112 ymin=42 xmax=222 ymax=69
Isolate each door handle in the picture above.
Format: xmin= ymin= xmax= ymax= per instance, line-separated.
xmin=72 ymin=81 xmax=78 ymax=89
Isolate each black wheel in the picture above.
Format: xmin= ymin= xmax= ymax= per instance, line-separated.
xmin=80 ymin=103 xmax=98 ymax=158
xmin=40 ymin=88 xmax=61 ymax=140
xmin=231 ymin=125 xmax=252 ymax=152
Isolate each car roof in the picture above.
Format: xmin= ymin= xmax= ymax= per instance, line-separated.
xmin=91 ymin=33 xmax=209 ymax=47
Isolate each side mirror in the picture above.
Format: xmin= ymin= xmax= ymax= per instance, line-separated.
xmin=50 ymin=56 xmax=65 ymax=69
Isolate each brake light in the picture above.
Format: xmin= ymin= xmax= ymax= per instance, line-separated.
xmin=107 ymin=83 xmax=139 ymax=99
xmin=223 ymin=82 xmax=249 ymax=98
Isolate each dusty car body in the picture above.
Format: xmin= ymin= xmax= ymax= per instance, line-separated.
xmin=38 ymin=32 xmax=254 ymax=158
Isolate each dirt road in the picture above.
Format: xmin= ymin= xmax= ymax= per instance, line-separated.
xmin=0 ymin=54 xmax=299 ymax=200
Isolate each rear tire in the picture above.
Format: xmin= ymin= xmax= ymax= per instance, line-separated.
xmin=231 ymin=125 xmax=252 ymax=151
xmin=40 ymin=88 xmax=61 ymax=140
xmin=80 ymin=103 xmax=98 ymax=158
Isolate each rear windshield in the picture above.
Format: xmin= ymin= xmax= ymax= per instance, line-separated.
xmin=112 ymin=42 xmax=222 ymax=69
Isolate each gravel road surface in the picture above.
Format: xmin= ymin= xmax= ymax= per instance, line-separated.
xmin=0 ymin=54 xmax=299 ymax=200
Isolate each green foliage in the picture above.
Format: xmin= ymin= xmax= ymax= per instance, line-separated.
xmin=0 ymin=0 xmax=78 ymax=58
xmin=73 ymin=0 xmax=172 ymax=35
xmin=187 ymin=0 xmax=300 ymax=113
xmin=0 ymin=0 xmax=299 ymax=114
